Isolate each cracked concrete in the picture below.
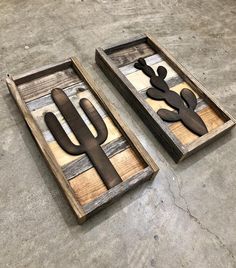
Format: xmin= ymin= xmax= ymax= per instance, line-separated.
xmin=0 ymin=0 xmax=236 ymax=267
xmin=167 ymin=177 xmax=235 ymax=262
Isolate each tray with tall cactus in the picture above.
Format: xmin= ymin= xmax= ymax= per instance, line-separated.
xmin=6 ymin=57 xmax=158 ymax=223
xmin=96 ymin=34 xmax=235 ymax=162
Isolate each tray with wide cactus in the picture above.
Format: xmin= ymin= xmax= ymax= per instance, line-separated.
xmin=6 ymin=57 xmax=158 ymax=223
xmin=96 ymin=34 xmax=235 ymax=162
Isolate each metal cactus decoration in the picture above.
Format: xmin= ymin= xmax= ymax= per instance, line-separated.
xmin=44 ymin=88 xmax=122 ymax=189
xmin=134 ymin=58 xmax=208 ymax=136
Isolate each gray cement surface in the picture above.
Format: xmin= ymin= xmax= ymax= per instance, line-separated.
xmin=0 ymin=0 xmax=236 ymax=267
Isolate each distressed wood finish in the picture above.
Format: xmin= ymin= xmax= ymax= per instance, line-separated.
xmin=6 ymin=57 xmax=159 ymax=223
xmin=96 ymin=34 xmax=235 ymax=162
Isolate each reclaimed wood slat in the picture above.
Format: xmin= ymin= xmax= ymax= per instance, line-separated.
xmin=63 ymin=137 xmax=129 ymax=180
xmin=27 ymin=82 xmax=87 ymax=111
xmin=83 ymin=166 xmax=153 ymax=215
xmin=18 ymin=67 xmax=80 ymax=102
xmin=109 ymin=42 xmax=155 ymax=67
xmin=69 ymin=147 xmax=147 ymax=206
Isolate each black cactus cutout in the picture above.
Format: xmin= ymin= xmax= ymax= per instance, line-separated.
xmin=44 ymin=88 xmax=122 ymax=189
xmin=134 ymin=58 xmax=208 ymax=136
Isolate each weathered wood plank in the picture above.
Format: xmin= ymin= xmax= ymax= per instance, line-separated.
xmin=69 ymin=147 xmax=147 ymax=206
xmin=27 ymin=82 xmax=87 ymax=111
xmin=83 ymin=166 xmax=153 ymax=215
xmin=48 ymin=116 xmax=122 ymax=166
xmin=109 ymin=42 xmax=155 ymax=67
xmin=18 ymin=67 xmax=80 ymax=102
xmin=63 ymin=137 xmax=129 ymax=180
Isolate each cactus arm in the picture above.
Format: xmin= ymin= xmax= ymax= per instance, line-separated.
xmin=146 ymin=87 xmax=165 ymax=100
xmin=80 ymin=98 xmax=108 ymax=145
xmin=180 ymin=88 xmax=197 ymax=110
xmin=44 ymin=112 xmax=85 ymax=155
xmin=157 ymin=109 xmax=180 ymax=122
xmin=51 ymin=88 xmax=94 ymax=144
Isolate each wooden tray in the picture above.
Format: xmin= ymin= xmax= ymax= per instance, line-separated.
xmin=96 ymin=34 xmax=235 ymax=162
xmin=6 ymin=57 xmax=158 ymax=223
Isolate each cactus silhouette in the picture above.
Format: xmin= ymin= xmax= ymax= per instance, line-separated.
xmin=134 ymin=58 xmax=208 ymax=136
xmin=44 ymin=88 xmax=122 ymax=189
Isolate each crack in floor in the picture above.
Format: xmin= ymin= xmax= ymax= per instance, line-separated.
xmin=167 ymin=176 xmax=235 ymax=262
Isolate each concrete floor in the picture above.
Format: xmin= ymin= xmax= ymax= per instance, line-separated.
xmin=0 ymin=0 xmax=236 ymax=267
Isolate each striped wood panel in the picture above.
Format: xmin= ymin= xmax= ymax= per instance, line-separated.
xmin=118 ymin=53 xmax=225 ymax=145
xmin=109 ymin=42 xmax=155 ymax=68
xmin=19 ymin=68 xmax=148 ymax=205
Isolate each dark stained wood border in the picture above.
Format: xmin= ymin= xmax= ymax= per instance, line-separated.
xmin=95 ymin=33 xmax=236 ymax=162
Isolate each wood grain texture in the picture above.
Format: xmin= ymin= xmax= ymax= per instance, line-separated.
xmin=69 ymin=147 xmax=147 ymax=206
xmin=18 ymin=67 xmax=80 ymax=102
xmin=83 ymin=166 xmax=153 ymax=216
xmin=27 ymin=82 xmax=87 ymax=111
xmin=109 ymin=42 xmax=155 ymax=67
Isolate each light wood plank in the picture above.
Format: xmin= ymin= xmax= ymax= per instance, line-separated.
xmin=170 ymin=106 xmax=225 ymax=145
xmin=26 ymin=82 xmax=87 ymax=111
xmin=69 ymin=147 xmax=146 ymax=205
xmin=83 ymin=166 xmax=153 ymax=215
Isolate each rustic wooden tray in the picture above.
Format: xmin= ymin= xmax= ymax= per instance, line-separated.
xmin=96 ymin=34 xmax=235 ymax=162
xmin=6 ymin=57 xmax=158 ymax=223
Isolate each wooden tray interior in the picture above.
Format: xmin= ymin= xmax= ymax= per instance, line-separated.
xmin=15 ymin=62 xmax=149 ymax=207
xmin=105 ymin=40 xmax=229 ymax=146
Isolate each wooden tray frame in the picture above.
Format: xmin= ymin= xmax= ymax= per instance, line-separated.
xmin=95 ymin=33 xmax=235 ymax=162
xmin=6 ymin=57 xmax=158 ymax=224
